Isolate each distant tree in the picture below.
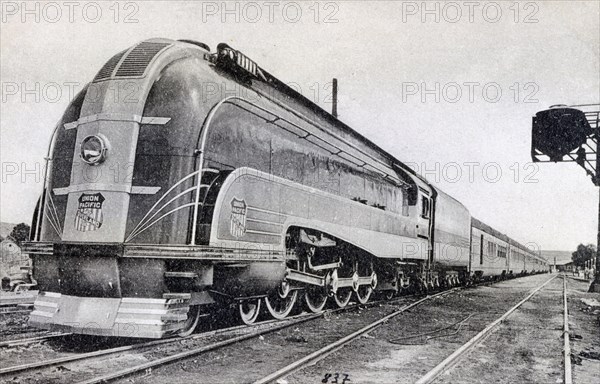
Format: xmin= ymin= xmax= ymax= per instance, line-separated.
xmin=571 ymin=244 xmax=596 ymax=268
xmin=9 ymin=223 xmax=30 ymax=245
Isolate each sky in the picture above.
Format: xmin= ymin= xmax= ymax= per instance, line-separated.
xmin=1 ymin=0 xmax=599 ymax=252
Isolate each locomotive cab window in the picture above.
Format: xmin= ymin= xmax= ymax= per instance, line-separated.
xmin=421 ymin=196 xmax=431 ymax=218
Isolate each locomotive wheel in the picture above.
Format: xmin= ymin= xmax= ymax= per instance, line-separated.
xmin=178 ymin=305 xmax=201 ymax=337
xmin=304 ymin=287 xmax=328 ymax=313
xmin=355 ymin=260 xmax=374 ymax=305
xmin=355 ymin=285 xmax=373 ymax=304
xmin=384 ymin=290 xmax=395 ymax=300
xmin=265 ymin=289 xmax=298 ymax=320
xmin=333 ymin=261 xmax=353 ymax=308
xmin=333 ymin=288 xmax=352 ymax=308
xmin=239 ymin=298 xmax=261 ymax=325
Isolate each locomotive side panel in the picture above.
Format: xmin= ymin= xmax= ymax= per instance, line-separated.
xmin=211 ymin=168 xmax=427 ymax=259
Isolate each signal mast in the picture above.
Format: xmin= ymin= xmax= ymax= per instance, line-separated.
xmin=531 ymin=103 xmax=600 ymax=292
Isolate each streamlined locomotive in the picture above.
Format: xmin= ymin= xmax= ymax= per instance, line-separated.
xmin=24 ymin=38 xmax=547 ymax=338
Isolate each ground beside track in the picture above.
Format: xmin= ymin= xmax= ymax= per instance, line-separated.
xmin=0 ymin=312 xmax=36 ymax=341
xmin=0 ymin=290 xmax=36 ymax=342
xmin=567 ymin=278 xmax=600 ymax=384
xmin=434 ymin=276 xmax=564 ymax=384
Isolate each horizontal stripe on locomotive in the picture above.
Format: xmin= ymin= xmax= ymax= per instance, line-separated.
xmin=122 ymin=244 xmax=284 ymax=261
xmin=54 ymin=184 xmax=161 ymax=195
xmin=21 ymin=241 xmax=284 ymax=262
xmin=244 ymin=206 xmax=287 ymax=235
xmin=63 ymin=113 xmax=171 ymax=130
xmin=246 ymin=206 xmax=287 ymax=222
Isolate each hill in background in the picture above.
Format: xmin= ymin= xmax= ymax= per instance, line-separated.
xmin=541 ymin=250 xmax=573 ymax=265
xmin=0 ymin=222 xmax=18 ymax=239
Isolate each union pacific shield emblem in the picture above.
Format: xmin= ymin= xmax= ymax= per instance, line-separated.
xmin=230 ymin=198 xmax=247 ymax=238
xmin=74 ymin=193 xmax=105 ymax=232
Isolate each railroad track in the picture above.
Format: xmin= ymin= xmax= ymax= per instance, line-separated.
xmin=0 ymin=332 xmax=70 ymax=348
xmin=0 ymin=327 xmax=50 ymax=339
xmin=75 ymin=289 xmax=454 ymax=384
xmin=0 ymin=308 xmax=31 ymax=315
xmin=0 ymin=312 xmax=316 ymax=377
xmin=411 ymin=273 xmax=568 ymax=384
xmin=1 ymin=287 xmax=435 ymax=383
xmin=0 ymin=275 xmax=544 ymax=383
xmin=252 ymin=289 xmax=455 ymax=384
xmin=247 ymin=275 xmax=548 ymax=384
xmin=77 ymin=290 xmax=444 ymax=384
xmin=562 ymin=275 xmax=573 ymax=384
xmin=0 ymin=303 xmax=32 ymax=315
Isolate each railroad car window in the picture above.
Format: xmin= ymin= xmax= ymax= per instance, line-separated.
xmin=487 ymin=242 xmax=497 ymax=259
xmin=498 ymin=246 xmax=507 ymax=258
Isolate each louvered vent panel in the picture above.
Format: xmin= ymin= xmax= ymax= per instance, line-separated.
xmin=115 ymin=42 xmax=170 ymax=77
xmin=93 ymin=50 xmax=127 ymax=82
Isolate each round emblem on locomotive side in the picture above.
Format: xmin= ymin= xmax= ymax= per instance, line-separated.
xmin=80 ymin=135 xmax=107 ymax=165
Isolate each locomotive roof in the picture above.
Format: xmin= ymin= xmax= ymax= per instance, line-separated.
xmin=211 ymin=43 xmax=433 ymax=189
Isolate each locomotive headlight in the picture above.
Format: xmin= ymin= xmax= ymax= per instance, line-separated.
xmin=80 ymin=135 xmax=108 ymax=165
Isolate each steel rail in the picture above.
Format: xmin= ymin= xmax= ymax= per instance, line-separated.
xmin=563 ymin=275 xmax=573 ymax=384
xmin=252 ymin=289 xmax=458 ymax=384
xmin=0 ymin=309 xmax=31 ymax=315
xmin=0 ymin=332 xmax=70 ymax=348
xmin=76 ymin=313 xmax=324 ymax=384
xmin=414 ymin=274 xmax=558 ymax=384
xmin=0 ymin=312 xmax=322 ymax=377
